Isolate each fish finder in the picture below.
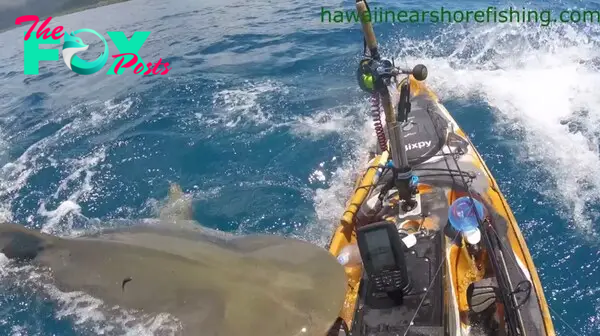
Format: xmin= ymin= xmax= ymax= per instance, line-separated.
xmin=356 ymin=221 xmax=411 ymax=294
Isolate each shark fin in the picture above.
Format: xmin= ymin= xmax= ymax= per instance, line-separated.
xmin=158 ymin=183 xmax=194 ymax=221
xmin=168 ymin=182 xmax=184 ymax=199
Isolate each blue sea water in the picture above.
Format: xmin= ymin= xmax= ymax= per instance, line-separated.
xmin=2 ymin=0 xmax=600 ymax=334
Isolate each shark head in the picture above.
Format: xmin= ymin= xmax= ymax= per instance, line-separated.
xmin=62 ymin=32 xmax=89 ymax=70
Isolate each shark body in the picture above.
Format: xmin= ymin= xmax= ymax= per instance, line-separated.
xmin=0 ymin=184 xmax=346 ymax=335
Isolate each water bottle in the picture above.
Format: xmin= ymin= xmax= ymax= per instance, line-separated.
xmin=336 ymin=244 xmax=362 ymax=267
xmin=448 ymin=196 xmax=486 ymax=245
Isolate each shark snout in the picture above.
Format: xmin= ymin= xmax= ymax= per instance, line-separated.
xmin=0 ymin=224 xmax=48 ymax=261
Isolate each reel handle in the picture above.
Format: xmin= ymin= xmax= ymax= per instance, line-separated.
xmin=394 ymin=64 xmax=428 ymax=81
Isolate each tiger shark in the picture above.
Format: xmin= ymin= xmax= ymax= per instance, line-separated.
xmin=0 ymin=184 xmax=347 ymax=336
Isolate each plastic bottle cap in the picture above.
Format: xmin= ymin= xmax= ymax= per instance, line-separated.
xmin=336 ymin=245 xmax=361 ymax=267
xmin=337 ymin=254 xmax=349 ymax=266
xmin=464 ymin=229 xmax=481 ymax=245
xmin=402 ymin=233 xmax=417 ymax=248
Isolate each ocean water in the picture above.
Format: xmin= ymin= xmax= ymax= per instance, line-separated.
xmin=1 ymin=0 xmax=600 ymax=334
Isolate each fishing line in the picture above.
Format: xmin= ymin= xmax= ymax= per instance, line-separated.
xmin=547 ymin=305 xmax=581 ymax=336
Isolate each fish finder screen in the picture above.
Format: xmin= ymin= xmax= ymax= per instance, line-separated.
xmin=365 ymin=228 xmax=396 ymax=272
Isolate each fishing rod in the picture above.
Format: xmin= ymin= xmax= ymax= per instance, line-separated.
xmin=354 ymin=0 xmax=428 ymax=214
xmin=353 ymin=0 xmax=528 ymax=334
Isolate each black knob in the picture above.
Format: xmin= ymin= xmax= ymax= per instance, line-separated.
xmin=412 ymin=64 xmax=428 ymax=81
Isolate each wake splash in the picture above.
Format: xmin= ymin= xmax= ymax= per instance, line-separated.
xmin=308 ymin=22 xmax=600 ymax=244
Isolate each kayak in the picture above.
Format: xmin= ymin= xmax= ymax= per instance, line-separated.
xmin=325 ymin=1 xmax=556 ymax=335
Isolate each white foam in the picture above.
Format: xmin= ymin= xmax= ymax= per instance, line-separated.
xmin=47 ymin=287 xmax=182 ymax=335
xmin=38 ymin=200 xmax=84 ymax=235
xmin=308 ymin=169 xmax=327 ymax=183
xmin=207 ymin=80 xmax=285 ymax=128
xmin=0 ymin=124 xmax=12 ymax=222
xmin=588 ymin=304 xmax=600 ymax=334
xmin=0 ymin=98 xmax=132 ymax=230
xmin=0 ymin=253 xmax=9 ymax=279
xmin=308 ymin=116 xmax=375 ymax=246
xmin=89 ymin=98 xmax=136 ymax=128
xmin=204 ymin=80 xmax=376 ymax=144
xmin=36 ymin=147 xmax=107 ymax=236
xmin=290 ymin=106 xmax=360 ymax=139
xmin=0 ymin=128 xmax=7 ymax=160
xmin=9 ymin=326 xmax=25 ymax=336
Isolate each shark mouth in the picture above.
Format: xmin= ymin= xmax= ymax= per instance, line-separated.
xmin=62 ymin=45 xmax=89 ymax=70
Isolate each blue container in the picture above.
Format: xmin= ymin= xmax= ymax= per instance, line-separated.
xmin=448 ymin=196 xmax=486 ymax=233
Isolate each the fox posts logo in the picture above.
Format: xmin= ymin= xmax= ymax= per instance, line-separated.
xmin=15 ymin=15 xmax=172 ymax=75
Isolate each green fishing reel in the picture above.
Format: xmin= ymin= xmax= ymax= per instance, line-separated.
xmin=357 ymin=58 xmax=375 ymax=93
xmin=356 ymin=58 xmax=397 ymax=93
